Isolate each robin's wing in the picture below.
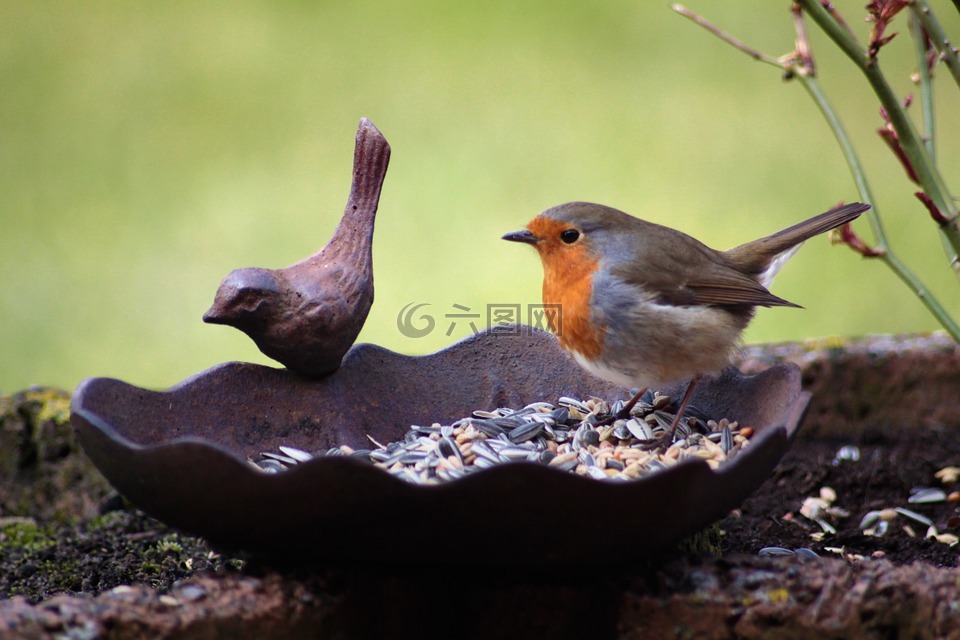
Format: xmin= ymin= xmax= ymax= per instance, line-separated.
xmin=610 ymin=241 xmax=800 ymax=309
xmin=681 ymin=271 xmax=800 ymax=308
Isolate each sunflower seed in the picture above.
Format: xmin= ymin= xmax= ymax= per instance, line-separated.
xmin=859 ymin=510 xmax=883 ymax=530
xmin=815 ymin=519 xmax=836 ymax=534
xmin=625 ymin=418 xmax=652 ymax=440
xmin=413 ymin=425 xmax=442 ymax=435
xmin=398 ymin=450 xmax=428 ymax=464
xmin=558 ymin=397 xmax=589 ymax=412
xmin=579 ymin=450 xmax=597 ymax=467
xmin=493 ymin=416 xmax=526 ymax=429
xmin=895 ymin=507 xmax=933 ymax=527
xmin=548 ymin=451 xmax=580 ymax=472
xmin=908 ymin=487 xmax=947 ymax=504
xmin=256 ymin=389 xmax=753 ymax=484
xmin=436 ymin=436 xmax=461 ymax=461
xmin=498 ymin=446 xmax=537 ymax=462
xmin=539 ymin=450 xmax=557 ymax=464
xmin=758 ymin=546 xmax=795 ymax=556
xmin=673 ymin=420 xmax=691 ymax=439
xmin=720 ymin=424 xmax=734 ymax=454
xmin=256 ymin=459 xmax=284 ymax=473
xmin=650 ymin=411 xmax=675 ymax=432
xmin=277 ymin=446 xmax=312 ymax=462
xmin=605 ymin=458 xmax=625 ymax=471
xmin=525 ymin=401 xmax=555 ymax=412
xmin=369 ymin=450 xmax=392 ymax=463
xmin=261 ymin=451 xmax=299 ymax=466
xmin=577 ymin=425 xmax=600 ymax=448
xmin=832 ymin=445 xmax=860 ymax=464
xmin=471 ymin=418 xmax=506 ymax=437
xmin=647 ymin=459 xmax=670 ymax=473
xmin=527 ymin=413 xmax=556 ymax=426
xmin=508 ymin=421 xmax=544 ymax=443
xmin=585 ymin=466 xmax=609 ymax=480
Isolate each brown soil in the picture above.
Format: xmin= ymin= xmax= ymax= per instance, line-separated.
xmin=721 ymin=422 xmax=960 ymax=567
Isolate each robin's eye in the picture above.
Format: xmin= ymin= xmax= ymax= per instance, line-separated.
xmin=560 ymin=229 xmax=580 ymax=244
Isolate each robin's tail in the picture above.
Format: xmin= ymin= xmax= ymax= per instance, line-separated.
xmin=723 ymin=202 xmax=869 ymax=279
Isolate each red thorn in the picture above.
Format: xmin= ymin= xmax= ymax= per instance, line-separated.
xmin=831 ymin=222 xmax=885 ymax=258
xmin=865 ymin=0 xmax=909 ymax=60
xmin=915 ymin=192 xmax=950 ymax=225
xmin=877 ymin=127 xmax=919 ymax=185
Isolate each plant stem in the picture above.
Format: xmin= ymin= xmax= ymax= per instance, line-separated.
xmin=674 ymin=4 xmax=960 ymax=342
xmin=878 ymin=246 xmax=960 ymax=341
xmin=796 ymin=0 xmax=960 ymax=274
xmin=671 ymin=5 xmax=783 ymax=67
xmin=907 ymin=10 xmax=956 ymax=267
xmin=912 ymin=0 xmax=960 ymax=93
xmin=909 ymin=11 xmax=935 ymax=161
xmin=798 ymin=75 xmax=960 ymax=341
xmin=798 ymin=77 xmax=887 ymax=249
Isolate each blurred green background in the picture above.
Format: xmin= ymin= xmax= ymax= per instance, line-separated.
xmin=3 ymin=1 xmax=959 ymax=393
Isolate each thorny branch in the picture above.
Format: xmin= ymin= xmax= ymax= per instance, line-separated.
xmin=877 ymin=98 xmax=920 ymax=185
xmin=795 ymin=1 xmax=960 ymax=239
xmin=819 ymin=1 xmax=858 ymax=40
xmin=908 ymin=11 xmax=936 ymax=161
xmin=911 ymin=0 xmax=960 ymax=92
xmin=831 ymin=222 xmax=886 ymax=258
xmin=865 ymin=0 xmax=910 ymax=61
xmin=672 ymin=3 xmax=960 ymax=342
xmin=670 ymin=5 xmax=783 ymax=67
xmin=791 ymin=3 xmax=816 ymax=75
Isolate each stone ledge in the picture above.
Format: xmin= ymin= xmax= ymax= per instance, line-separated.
xmin=2 ymin=556 xmax=958 ymax=639
xmin=739 ymin=333 xmax=960 ymax=437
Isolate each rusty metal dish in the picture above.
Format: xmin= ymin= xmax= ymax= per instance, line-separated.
xmin=71 ymin=327 xmax=808 ymax=565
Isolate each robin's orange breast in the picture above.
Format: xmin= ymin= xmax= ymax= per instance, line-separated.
xmin=538 ymin=242 xmax=604 ymax=362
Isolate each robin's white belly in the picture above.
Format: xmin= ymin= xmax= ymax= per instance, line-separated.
xmin=577 ymin=302 xmax=745 ymax=389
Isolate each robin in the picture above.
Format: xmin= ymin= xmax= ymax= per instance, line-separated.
xmin=503 ymin=200 xmax=868 ymax=434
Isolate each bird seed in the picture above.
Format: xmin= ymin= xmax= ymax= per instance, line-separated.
xmin=249 ymin=392 xmax=754 ymax=485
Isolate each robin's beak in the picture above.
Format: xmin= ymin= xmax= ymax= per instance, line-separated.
xmin=501 ymin=229 xmax=539 ymax=245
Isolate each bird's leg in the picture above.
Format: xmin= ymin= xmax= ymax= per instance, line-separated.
xmin=667 ymin=376 xmax=701 ymax=443
xmin=619 ymin=387 xmax=649 ymax=419
xmin=596 ymin=387 xmax=648 ymax=426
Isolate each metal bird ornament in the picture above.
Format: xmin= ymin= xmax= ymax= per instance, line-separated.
xmin=204 ymin=119 xmax=391 ymax=376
